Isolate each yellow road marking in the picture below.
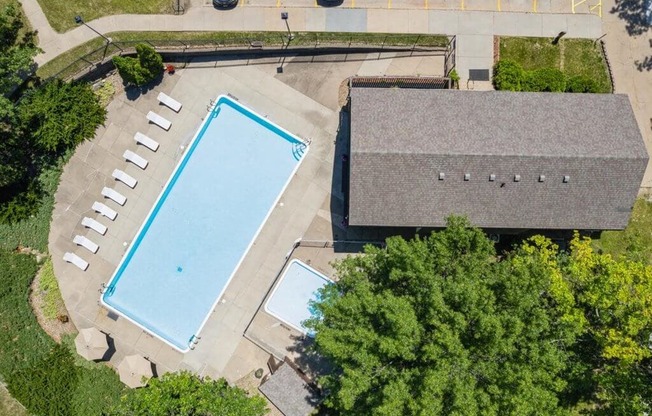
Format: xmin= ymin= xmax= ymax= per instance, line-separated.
xmin=351 ymin=0 xmax=355 ymax=7
xmin=388 ymin=0 xmax=391 ymax=8
xmin=532 ymin=0 xmax=537 ymax=12
xmin=278 ymin=0 xmax=281 ymax=7
xmin=460 ymin=0 xmax=465 ymax=10
xmin=424 ymin=0 xmax=428 ymax=8
xmin=497 ymin=0 xmax=501 ymax=11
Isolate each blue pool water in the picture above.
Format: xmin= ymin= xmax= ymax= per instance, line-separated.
xmin=101 ymin=96 xmax=307 ymax=351
xmin=265 ymin=260 xmax=332 ymax=336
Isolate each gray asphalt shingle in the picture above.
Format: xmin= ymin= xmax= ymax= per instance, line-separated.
xmin=348 ymin=88 xmax=648 ymax=230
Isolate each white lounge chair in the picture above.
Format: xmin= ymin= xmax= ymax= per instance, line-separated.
xmin=92 ymin=201 xmax=117 ymax=221
xmin=123 ymin=150 xmax=148 ymax=170
xmin=101 ymin=187 xmax=126 ymax=206
xmin=73 ymin=235 xmax=99 ymax=254
xmin=63 ymin=252 xmax=89 ymax=271
xmin=157 ymin=92 xmax=182 ymax=112
xmin=134 ymin=132 xmax=159 ymax=152
xmin=112 ymin=169 xmax=138 ymax=188
xmin=147 ymin=111 xmax=171 ymax=131
xmin=81 ymin=217 xmax=107 ymax=235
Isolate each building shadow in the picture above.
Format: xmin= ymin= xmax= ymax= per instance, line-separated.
xmin=610 ymin=0 xmax=652 ymax=36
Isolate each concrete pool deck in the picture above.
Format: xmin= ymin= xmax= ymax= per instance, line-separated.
xmin=49 ymin=52 xmax=444 ymax=381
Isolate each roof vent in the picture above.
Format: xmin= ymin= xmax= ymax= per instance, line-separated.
xmin=514 ymin=175 xmax=521 ymax=182
xmin=464 ymin=173 xmax=471 ymax=181
xmin=539 ymin=175 xmax=546 ymax=182
xmin=563 ymin=175 xmax=570 ymax=183
xmin=439 ymin=172 xmax=445 ymax=180
xmin=489 ymin=174 xmax=496 ymax=182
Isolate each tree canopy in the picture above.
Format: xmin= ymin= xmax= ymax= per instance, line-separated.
xmin=110 ymin=371 xmax=268 ymax=416
xmin=308 ymin=217 xmax=652 ymax=415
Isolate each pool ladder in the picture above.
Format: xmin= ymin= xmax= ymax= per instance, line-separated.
xmin=188 ymin=335 xmax=201 ymax=350
xmin=292 ymin=142 xmax=307 ymax=161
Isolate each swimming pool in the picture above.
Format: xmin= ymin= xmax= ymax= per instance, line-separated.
xmin=265 ymin=260 xmax=332 ymax=336
xmin=101 ymin=95 xmax=308 ymax=352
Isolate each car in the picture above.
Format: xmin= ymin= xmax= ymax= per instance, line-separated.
xmin=213 ymin=0 xmax=238 ymax=8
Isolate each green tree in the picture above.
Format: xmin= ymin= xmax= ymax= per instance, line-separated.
xmin=18 ymin=79 xmax=106 ymax=154
xmin=565 ymin=234 xmax=652 ymax=415
xmin=492 ymin=60 xmax=524 ymax=91
xmin=0 ymin=1 xmax=39 ymax=98
xmin=110 ymin=371 xmax=268 ymax=416
xmin=112 ymin=43 xmax=163 ymax=86
xmin=308 ymin=217 xmax=581 ymax=415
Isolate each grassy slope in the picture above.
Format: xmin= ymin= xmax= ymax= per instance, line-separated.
xmin=36 ymin=0 xmax=169 ymax=32
xmin=499 ymin=37 xmax=611 ymax=93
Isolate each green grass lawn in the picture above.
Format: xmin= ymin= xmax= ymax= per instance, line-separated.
xmin=499 ymin=37 xmax=611 ymax=93
xmin=36 ymin=0 xmax=170 ymax=33
xmin=592 ymin=198 xmax=652 ymax=264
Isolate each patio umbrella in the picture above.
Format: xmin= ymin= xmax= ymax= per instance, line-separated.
xmin=117 ymin=355 xmax=153 ymax=388
xmin=74 ymin=327 xmax=109 ymax=361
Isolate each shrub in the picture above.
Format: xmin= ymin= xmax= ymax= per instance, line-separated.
xmin=8 ymin=343 xmax=78 ymax=416
xmin=112 ymin=44 xmax=163 ymax=86
xmin=566 ymin=75 xmax=600 ymax=93
xmin=492 ymin=60 xmax=524 ymax=91
xmin=522 ymin=67 xmax=566 ymax=92
xmin=18 ymin=79 xmax=107 ymax=154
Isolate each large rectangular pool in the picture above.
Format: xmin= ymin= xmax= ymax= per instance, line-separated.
xmin=101 ymin=95 xmax=308 ymax=352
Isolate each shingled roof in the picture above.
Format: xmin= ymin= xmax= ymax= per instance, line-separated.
xmin=348 ymin=88 xmax=648 ymax=230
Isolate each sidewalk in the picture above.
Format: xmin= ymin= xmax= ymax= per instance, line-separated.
xmin=21 ymin=0 xmax=601 ymax=84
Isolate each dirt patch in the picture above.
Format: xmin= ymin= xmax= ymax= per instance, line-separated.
xmin=235 ymin=371 xmax=283 ymax=416
xmin=29 ymin=262 xmax=76 ymax=343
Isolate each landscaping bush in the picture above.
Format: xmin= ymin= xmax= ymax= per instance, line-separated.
xmin=492 ymin=59 xmax=524 ymax=91
xmin=0 ymin=250 xmax=125 ymax=415
xmin=112 ymin=44 xmax=163 ymax=86
xmin=8 ymin=343 xmax=78 ymax=416
xmin=566 ymin=75 xmax=600 ymax=93
xmin=522 ymin=67 xmax=566 ymax=92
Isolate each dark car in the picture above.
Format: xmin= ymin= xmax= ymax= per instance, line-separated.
xmin=213 ymin=0 xmax=238 ymax=8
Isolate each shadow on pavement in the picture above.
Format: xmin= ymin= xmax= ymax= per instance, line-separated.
xmin=610 ymin=0 xmax=652 ymax=36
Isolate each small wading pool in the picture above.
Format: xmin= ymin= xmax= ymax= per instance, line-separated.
xmin=265 ymin=260 xmax=333 ymax=336
xmin=101 ymin=95 xmax=308 ymax=352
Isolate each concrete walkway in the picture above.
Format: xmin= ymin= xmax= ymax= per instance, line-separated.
xmin=21 ymin=0 xmax=601 ymax=83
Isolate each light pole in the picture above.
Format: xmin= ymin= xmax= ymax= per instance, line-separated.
xmin=281 ymin=12 xmax=294 ymax=41
xmin=74 ymin=15 xmax=112 ymax=44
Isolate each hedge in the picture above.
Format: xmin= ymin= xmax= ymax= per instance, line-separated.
xmin=493 ymin=60 xmax=603 ymax=93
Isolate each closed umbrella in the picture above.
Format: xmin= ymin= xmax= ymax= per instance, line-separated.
xmin=74 ymin=327 xmax=108 ymax=361
xmin=117 ymin=355 xmax=153 ymax=388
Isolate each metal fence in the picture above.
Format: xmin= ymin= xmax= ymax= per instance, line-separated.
xmin=45 ymin=34 xmax=452 ymax=82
